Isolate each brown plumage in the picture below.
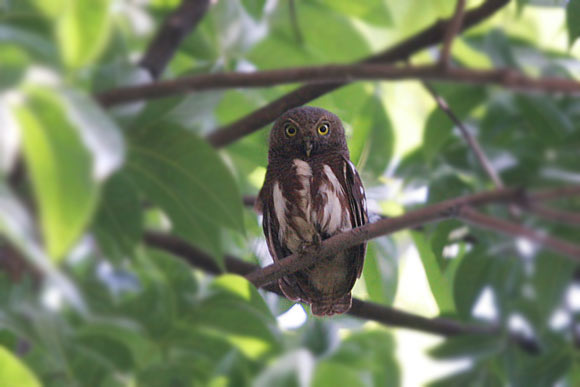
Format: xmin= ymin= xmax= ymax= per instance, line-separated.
xmin=256 ymin=106 xmax=368 ymax=316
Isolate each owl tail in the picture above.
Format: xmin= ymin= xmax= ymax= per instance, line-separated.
xmin=311 ymin=293 xmax=352 ymax=317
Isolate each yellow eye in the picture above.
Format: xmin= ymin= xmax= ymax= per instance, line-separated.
xmin=317 ymin=123 xmax=330 ymax=136
xmin=285 ymin=124 xmax=297 ymax=137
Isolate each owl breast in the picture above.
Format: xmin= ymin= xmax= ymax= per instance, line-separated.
xmin=273 ymin=158 xmax=352 ymax=253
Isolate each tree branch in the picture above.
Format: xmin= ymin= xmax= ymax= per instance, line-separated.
xmin=246 ymin=187 xmax=523 ymax=287
xmin=526 ymin=204 xmax=580 ymax=226
xmin=205 ymin=0 xmax=510 ymax=148
xmin=440 ymin=0 xmax=466 ymax=67
xmin=144 ymin=231 xmax=539 ymax=352
xmin=459 ymin=206 xmax=580 ymax=257
xmin=139 ymin=0 xmax=211 ymax=79
xmin=96 ymin=64 xmax=580 ymax=107
xmin=143 ymin=232 xmax=521 ymax=341
xmin=529 ymin=186 xmax=580 ymax=202
xmin=422 ymin=82 xmax=504 ymax=188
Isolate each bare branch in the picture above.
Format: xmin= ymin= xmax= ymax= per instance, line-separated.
xmin=459 ymin=206 xmax=580 ymax=257
xmin=289 ymin=0 xmax=303 ymax=44
xmin=205 ymin=0 xmax=510 ymax=148
xmin=526 ymin=204 xmax=580 ymax=226
xmin=144 ymin=231 xmax=537 ymax=350
xmin=246 ymin=187 xmax=523 ymax=287
xmin=96 ymin=64 xmax=580 ymax=107
xmin=529 ymin=186 xmax=580 ymax=202
xmin=140 ymin=0 xmax=211 ymax=79
xmin=440 ymin=0 xmax=466 ymax=67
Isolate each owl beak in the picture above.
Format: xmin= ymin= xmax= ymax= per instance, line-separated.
xmin=304 ymin=137 xmax=313 ymax=157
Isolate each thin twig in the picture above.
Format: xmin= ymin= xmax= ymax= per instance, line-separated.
xmin=245 ymin=187 xmax=523 ymax=287
xmin=440 ymin=0 xmax=466 ymax=67
xmin=423 ymin=82 xmax=504 ymax=188
xmin=204 ymin=0 xmax=510 ymax=148
xmin=289 ymin=0 xmax=303 ymax=44
xmin=96 ymin=64 xmax=580 ymax=107
xmin=139 ymin=0 xmax=211 ymax=79
xmin=459 ymin=206 xmax=580 ymax=257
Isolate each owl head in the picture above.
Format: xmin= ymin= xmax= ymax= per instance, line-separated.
xmin=268 ymin=106 xmax=348 ymax=161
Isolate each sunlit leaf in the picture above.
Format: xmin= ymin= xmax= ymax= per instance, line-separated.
xmin=411 ymin=231 xmax=455 ymax=314
xmin=0 ymin=346 xmax=41 ymax=387
xmin=190 ymin=275 xmax=278 ymax=359
xmin=0 ymin=101 xmax=20 ymax=175
xmin=15 ymin=88 xmax=99 ymax=259
xmin=316 ymin=0 xmax=393 ymax=26
xmin=57 ymin=0 xmax=112 ymax=68
xmin=60 ymin=89 xmax=125 ymax=181
xmin=0 ymin=183 xmax=84 ymax=308
xmin=312 ymin=361 xmax=364 ymax=387
xmin=362 ymin=238 xmax=398 ymax=306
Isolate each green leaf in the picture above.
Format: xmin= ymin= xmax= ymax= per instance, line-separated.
xmin=0 ymin=25 xmax=57 ymax=64
xmin=0 ymin=102 xmax=20 ymax=175
xmin=0 ymin=183 xmax=84 ymax=308
xmin=411 ymin=231 xmax=455 ymax=314
xmin=428 ymin=366 xmax=503 ymax=387
xmin=78 ymin=321 xmax=155 ymax=369
xmin=453 ymin=251 xmax=492 ymax=319
xmin=428 ymin=334 xmax=505 ymax=360
xmin=191 ymin=275 xmax=278 ymax=359
xmin=312 ymin=361 xmax=364 ymax=387
xmin=531 ymin=253 xmax=574 ymax=328
xmin=0 ymin=44 xmax=29 ymax=90
xmin=349 ymin=91 xmax=394 ymax=177
xmin=241 ymin=0 xmax=266 ymax=20
xmin=363 ymin=238 xmax=398 ymax=305
xmin=59 ymin=89 xmax=125 ymax=180
xmin=249 ymin=2 xmax=371 ymax=67
xmin=567 ymin=0 xmax=580 ymax=47
xmin=316 ymin=0 xmax=393 ymax=26
xmin=93 ymin=172 xmax=143 ymax=261
xmin=0 ymin=346 xmax=41 ymax=387
xmin=516 ymin=95 xmax=573 ymax=143
xmin=329 ymin=330 xmax=400 ymax=386
xmin=127 ymin=124 xmax=244 ymax=258
xmin=57 ymin=0 xmax=112 ymax=68
xmin=422 ymin=84 xmax=486 ymax=162
xmin=514 ymin=344 xmax=572 ymax=386
xmin=15 ymin=88 xmax=99 ymax=259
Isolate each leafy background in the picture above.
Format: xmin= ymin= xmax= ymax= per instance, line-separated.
xmin=1 ymin=0 xmax=580 ymax=385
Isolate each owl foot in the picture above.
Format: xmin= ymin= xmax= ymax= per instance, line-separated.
xmin=298 ymin=234 xmax=322 ymax=255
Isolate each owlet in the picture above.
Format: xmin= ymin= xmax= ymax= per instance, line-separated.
xmin=256 ymin=106 xmax=368 ymax=316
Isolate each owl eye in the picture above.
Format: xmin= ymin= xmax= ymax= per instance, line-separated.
xmin=285 ymin=124 xmax=297 ymax=137
xmin=317 ymin=123 xmax=330 ymax=136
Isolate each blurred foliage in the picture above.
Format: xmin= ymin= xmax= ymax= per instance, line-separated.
xmin=1 ymin=0 xmax=580 ymax=386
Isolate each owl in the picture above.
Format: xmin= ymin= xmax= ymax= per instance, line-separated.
xmin=256 ymin=106 xmax=368 ymax=316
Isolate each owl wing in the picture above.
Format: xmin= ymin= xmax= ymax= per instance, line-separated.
xmin=340 ymin=157 xmax=368 ymax=278
xmin=258 ymin=182 xmax=311 ymax=302
xmin=257 ymin=184 xmax=291 ymax=262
